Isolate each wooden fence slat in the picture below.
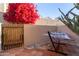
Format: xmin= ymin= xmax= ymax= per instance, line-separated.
xmin=2 ymin=24 xmax=24 ymax=50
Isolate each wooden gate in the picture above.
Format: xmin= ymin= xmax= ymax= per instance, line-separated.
xmin=1 ymin=24 xmax=24 ymax=50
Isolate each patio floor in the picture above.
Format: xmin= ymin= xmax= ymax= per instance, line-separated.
xmin=0 ymin=43 xmax=79 ymax=56
xmin=0 ymin=34 xmax=79 ymax=56
xmin=0 ymin=47 xmax=62 ymax=56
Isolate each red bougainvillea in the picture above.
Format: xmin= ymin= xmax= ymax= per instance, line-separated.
xmin=3 ymin=3 xmax=39 ymax=24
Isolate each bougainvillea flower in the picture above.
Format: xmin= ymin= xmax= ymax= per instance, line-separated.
xmin=3 ymin=3 xmax=39 ymax=24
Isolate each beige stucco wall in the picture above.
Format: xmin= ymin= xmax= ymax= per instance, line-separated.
xmin=35 ymin=18 xmax=57 ymax=26
xmin=57 ymin=21 xmax=79 ymax=46
xmin=56 ymin=20 xmax=79 ymax=40
xmin=24 ymin=19 xmax=58 ymax=48
xmin=24 ymin=24 xmax=57 ymax=48
xmin=35 ymin=19 xmax=77 ymax=38
xmin=24 ymin=19 xmax=79 ymax=48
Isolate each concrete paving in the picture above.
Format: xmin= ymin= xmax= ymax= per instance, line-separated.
xmin=0 ymin=42 xmax=79 ymax=56
xmin=0 ymin=47 xmax=62 ymax=56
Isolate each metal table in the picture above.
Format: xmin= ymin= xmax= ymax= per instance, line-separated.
xmin=48 ymin=31 xmax=71 ymax=55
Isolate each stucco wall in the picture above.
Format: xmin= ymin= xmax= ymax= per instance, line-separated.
xmin=24 ymin=24 xmax=57 ymax=48
xmin=24 ymin=20 xmax=79 ymax=48
xmin=56 ymin=20 xmax=79 ymax=40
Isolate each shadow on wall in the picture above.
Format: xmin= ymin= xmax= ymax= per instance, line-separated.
xmin=24 ymin=24 xmax=57 ymax=48
xmin=57 ymin=25 xmax=79 ymax=40
xmin=0 ymin=12 xmax=3 ymax=23
xmin=24 ymin=24 xmax=79 ymax=48
xmin=0 ymin=12 xmax=3 ymax=50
